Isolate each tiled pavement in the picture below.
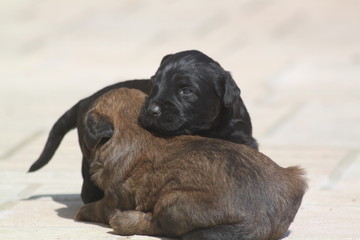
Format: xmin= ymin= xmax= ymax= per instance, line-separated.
xmin=1 ymin=0 xmax=360 ymax=239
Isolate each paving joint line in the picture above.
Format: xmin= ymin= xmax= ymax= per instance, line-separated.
xmin=0 ymin=130 xmax=44 ymax=160
xmin=320 ymin=149 xmax=359 ymax=190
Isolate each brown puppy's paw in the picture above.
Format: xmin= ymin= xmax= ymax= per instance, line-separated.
xmin=75 ymin=205 xmax=91 ymax=222
xmin=75 ymin=203 xmax=103 ymax=222
xmin=109 ymin=210 xmax=154 ymax=236
xmin=74 ymin=200 xmax=112 ymax=224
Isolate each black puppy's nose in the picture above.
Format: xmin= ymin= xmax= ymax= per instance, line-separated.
xmin=147 ymin=103 xmax=161 ymax=117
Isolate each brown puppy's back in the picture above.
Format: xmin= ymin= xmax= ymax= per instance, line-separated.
xmin=77 ymin=88 xmax=307 ymax=240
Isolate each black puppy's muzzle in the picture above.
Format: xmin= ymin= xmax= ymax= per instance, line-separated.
xmin=147 ymin=102 xmax=162 ymax=117
xmin=139 ymin=98 xmax=186 ymax=135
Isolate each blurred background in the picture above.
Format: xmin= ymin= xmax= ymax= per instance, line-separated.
xmin=1 ymin=0 xmax=360 ymax=239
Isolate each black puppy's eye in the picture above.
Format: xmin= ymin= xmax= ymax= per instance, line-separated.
xmin=179 ymin=88 xmax=193 ymax=95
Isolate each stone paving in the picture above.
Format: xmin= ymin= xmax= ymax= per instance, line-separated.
xmin=1 ymin=0 xmax=360 ymax=239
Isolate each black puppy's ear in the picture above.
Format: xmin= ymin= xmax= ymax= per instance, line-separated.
xmin=222 ymin=71 xmax=241 ymax=108
xmin=84 ymin=111 xmax=114 ymax=149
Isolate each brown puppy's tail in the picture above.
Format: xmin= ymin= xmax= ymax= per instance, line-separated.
xmin=28 ymin=103 xmax=78 ymax=172
xmin=182 ymin=166 xmax=308 ymax=240
xmin=182 ymin=224 xmax=260 ymax=240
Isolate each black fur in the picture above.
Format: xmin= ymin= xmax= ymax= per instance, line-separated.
xmin=139 ymin=50 xmax=258 ymax=149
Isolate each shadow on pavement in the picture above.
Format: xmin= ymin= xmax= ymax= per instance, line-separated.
xmin=26 ymin=194 xmax=82 ymax=219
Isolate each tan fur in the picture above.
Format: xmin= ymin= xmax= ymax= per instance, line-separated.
xmin=75 ymin=88 xmax=307 ymax=240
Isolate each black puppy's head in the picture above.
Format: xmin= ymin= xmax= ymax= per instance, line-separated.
xmin=139 ymin=50 xmax=240 ymax=136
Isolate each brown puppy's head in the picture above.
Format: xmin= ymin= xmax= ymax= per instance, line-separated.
xmin=138 ymin=50 xmax=241 ymax=136
xmin=82 ymin=88 xmax=151 ymax=189
xmin=84 ymin=88 xmax=147 ymax=150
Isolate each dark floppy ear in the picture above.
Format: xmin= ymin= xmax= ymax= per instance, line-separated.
xmin=222 ymin=71 xmax=241 ymax=108
xmin=84 ymin=111 xmax=114 ymax=150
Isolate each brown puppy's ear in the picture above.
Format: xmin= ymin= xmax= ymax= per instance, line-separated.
xmin=222 ymin=71 xmax=241 ymax=108
xmin=85 ymin=111 xmax=114 ymax=150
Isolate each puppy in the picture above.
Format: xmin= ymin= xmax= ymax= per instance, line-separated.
xmin=75 ymin=88 xmax=307 ymax=240
xmin=29 ymin=50 xmax=258 ymax=205
xmin=139 ymin=50 xmax=258 ymax=149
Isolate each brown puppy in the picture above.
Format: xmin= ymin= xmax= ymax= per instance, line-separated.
xmin=75 ymin=88 xmax=307 ymax=240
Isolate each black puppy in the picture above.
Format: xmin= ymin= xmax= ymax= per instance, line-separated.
xmin=139 ymin=50 xmax=258 ymax=149
xmin=29 ymin=50 xmax=257 ymax=204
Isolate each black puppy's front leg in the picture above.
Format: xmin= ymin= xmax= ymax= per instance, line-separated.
xmin=81 ymin=157 xmax=104 ymax=204
xmin=81 ymin=110 xmax=114 ymax=204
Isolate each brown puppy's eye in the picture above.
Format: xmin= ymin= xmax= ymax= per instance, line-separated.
xmin=179 ymin=88 xmax=193 ymax=95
